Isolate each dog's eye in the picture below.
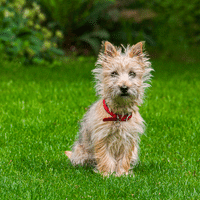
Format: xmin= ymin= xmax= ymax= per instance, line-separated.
xmin=129 ymin=71 xmax=136 ymax=78
xmin=111 ymin=71 xmax=118 ymax=77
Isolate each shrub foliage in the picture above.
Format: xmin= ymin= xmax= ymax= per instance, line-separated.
xmin=0 ymin=0 xmax=64 ymax=64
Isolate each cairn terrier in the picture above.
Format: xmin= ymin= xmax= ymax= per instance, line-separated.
xmin=65 ymin=41 xmax=153 ymax=176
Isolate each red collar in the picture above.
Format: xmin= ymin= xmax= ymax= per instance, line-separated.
xmin=103 ymin=99 xmax=132 ymax=122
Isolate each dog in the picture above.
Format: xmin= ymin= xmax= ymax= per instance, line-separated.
xmin=65 ymin=41 xmax=153 ymax=176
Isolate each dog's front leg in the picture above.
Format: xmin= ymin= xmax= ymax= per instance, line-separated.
xmin=94 ymin=139 xmax=116 ymax=176
xmin=116 ymin=146 xmax=134 ymax=176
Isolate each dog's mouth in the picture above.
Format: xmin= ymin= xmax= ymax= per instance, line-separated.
xmin=120 ymin=92 xmax=130 ymax=97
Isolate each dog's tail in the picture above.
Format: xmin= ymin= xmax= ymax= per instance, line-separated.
xmin=65 ymin=151 xmax=72 ymax=159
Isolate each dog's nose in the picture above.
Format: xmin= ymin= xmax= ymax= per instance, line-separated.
xmin=120 ymin=85 xmax=129 ymax=93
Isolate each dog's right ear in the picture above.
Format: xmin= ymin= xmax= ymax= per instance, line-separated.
xmin=104 ymin=41 xmax=117 ymax=57
xmin=129 ymin=42 xmax=144 ymax=58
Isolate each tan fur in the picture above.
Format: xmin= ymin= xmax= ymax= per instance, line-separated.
xmin=65 ymin=41 xmax=153 ymax=176
xmin=65 ymin=151 xmax=72 ymax=158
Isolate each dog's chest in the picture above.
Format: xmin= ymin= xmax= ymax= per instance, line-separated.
xmin=107 ymin=121 xmax=134 ymax=143
xmin=105 ymin=122 xmax=135 ymax=157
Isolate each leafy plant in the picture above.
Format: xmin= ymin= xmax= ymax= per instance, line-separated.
xmin=0 ymin=0 xmax=64 ymax=64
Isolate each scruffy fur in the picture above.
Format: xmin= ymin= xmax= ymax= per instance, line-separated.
xmin=65 ymin=41 xmax=153 ymax=176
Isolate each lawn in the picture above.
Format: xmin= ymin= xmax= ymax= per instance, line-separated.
xmin=0 ymin=58 xmax=199 ymax=199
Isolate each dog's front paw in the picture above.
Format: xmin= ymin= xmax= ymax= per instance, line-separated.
xmin=93 ymin=168 xmax=112 ymax=177
xmin=115 ymin=169 xmax=135 ymax=177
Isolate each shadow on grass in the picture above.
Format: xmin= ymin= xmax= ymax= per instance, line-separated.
xmin=49 ymin=157 xmax=96 ymax=176
xmin=52 ymin=157 xmax=168 ymax=177
xmin=133 ymin=160 xmax=168 ymax=176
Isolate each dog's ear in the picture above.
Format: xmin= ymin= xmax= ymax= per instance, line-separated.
xmin=129 ymin=42 xmax=144 ymax=58
xmin=104 ymin=41 xmax=117 ymax=57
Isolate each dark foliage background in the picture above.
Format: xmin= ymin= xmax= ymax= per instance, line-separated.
xmin=1 ymin=0 xmax=200 ymax=63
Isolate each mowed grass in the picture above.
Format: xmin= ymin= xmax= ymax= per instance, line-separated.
xmin=0 ymin=58 xmax=199 ymax=199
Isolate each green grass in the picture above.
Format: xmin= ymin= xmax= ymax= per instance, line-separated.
xmin=0 ymin=58 xmax=199 ymax=199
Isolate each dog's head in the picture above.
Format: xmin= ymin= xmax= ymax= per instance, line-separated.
xmin=93 ymin=41 xmax=153 ymax=112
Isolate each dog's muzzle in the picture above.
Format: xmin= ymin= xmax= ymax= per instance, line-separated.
xmin=120 ymin=85 xmax=129 ymax=96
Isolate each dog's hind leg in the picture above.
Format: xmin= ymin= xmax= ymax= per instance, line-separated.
xmin=68 ymin=141 xmax=91 ymax=166
xmin=65 ymin=151 xmax=72 ymax=159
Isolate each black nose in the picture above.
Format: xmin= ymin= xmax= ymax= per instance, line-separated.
xmin=120 ymin=85 xmax=128 ymax=93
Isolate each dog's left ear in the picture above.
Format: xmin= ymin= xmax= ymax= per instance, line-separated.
xmin=129 ymin=42 xmax=144 ymax=58
xmin=104 ymin=41 xmax=117 ymax=57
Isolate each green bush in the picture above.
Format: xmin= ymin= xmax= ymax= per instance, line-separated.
xmin=0 ymin=0 xmax=64 ymax=64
